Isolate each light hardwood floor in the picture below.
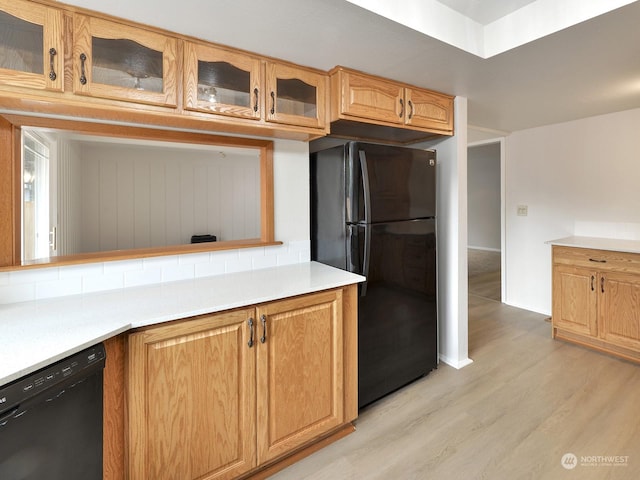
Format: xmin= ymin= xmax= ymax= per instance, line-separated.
xmin=468 ymin=248 xmax=501 ymax=302
xmin=270 ymin=295 xmax=640 ymax=479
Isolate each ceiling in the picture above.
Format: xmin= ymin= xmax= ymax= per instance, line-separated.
xmin=436 ymin=0 xmax=537 ymax=25
xmin=62 ymin=0 xmax=640 ymax=134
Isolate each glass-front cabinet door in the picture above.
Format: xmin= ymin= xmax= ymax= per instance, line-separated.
xmin=265 ymin=62 xmax=327 ymax=129
xmin=0 ymin=0 xmax=63 ymax=92
xmin=73 ymin=14 xmax=178 ymax=107
xmin=184 ymin=42 xmax=261 ymax=120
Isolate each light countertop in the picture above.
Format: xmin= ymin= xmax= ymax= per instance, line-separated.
xmin=547 ymin=236 xmax=640 ymax=254
xmin=0 ymin=262 xmax=364 ymax=386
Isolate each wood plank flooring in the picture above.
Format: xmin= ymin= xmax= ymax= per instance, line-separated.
xmin=270 ymin=294 xmax=640 ymax=480
xmin=468 ymin=248 xmax=501 ymax=302
xmin=468 ymin=270 xmax=501 ymax=302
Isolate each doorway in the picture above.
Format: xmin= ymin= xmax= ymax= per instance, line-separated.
xmin=467 ymin=141 xmax=502 ymax=302
xmin=22 ymin=130 xmax=57 ymax=261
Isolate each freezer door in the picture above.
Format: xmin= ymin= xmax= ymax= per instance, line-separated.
xmin=347 ymin=142 xmax=436 ymax=224
xmin=356 ymin=219 xmax=438 ymax=408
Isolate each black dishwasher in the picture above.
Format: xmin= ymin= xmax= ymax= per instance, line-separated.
xmin=0 ymin=343 xmax=106 ymax=480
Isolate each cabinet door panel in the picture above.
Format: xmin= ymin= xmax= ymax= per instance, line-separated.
xmin=405 ymin=88 xmax=453 ymax=133
xmin=256 ymin=289 xmax=343 ymax=463
xmin=337 ymin=70 xmax=403 ymax=125
xmin=600 ymin=272 xmax=640 ymax=350
xmin=0 ymin=0 xmax=63 ymax=91
xmin=265 ymin=62 xmax=327 ymax=129
xmin=183 ymin=42 xmax=261 ymax=119
xmin=73 ymin=14 xmax=178 ymax=107
xmin=128 ymin=309 xmax=256 ymax=480
xmin=552 ymin=265 xmax=597 ymax=336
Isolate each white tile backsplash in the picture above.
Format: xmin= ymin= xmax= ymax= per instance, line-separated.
xmin=35 ymin=277 xmax=83 ymax=300
xmin=161 ymin=263 xmax=196 ymax=282
xmin=238 ymin=246 xmax=265 ymax=258
xmin=224 ymin=257 xmax=254 ymax=274
xmin=0 ymin=283 xmax=36 ymax=303
xmin=124 ymin=268 xmax=163 ymax=288
xmin=0 ymin=241 xmax=310 ymax=305
xmin=178 ymin=252 xmax=212 ymax=265
xmin=10 ymin=267 xmax=59 ymax=285
xmin=103 ymin=259 xmax=144 ymax=274
xmin=252 ymin=254 xmax=278 ymax=270
xmin=59 ymin=263 xmax=104 ymax=279
xmin=194 ymin=261 xmax=226 ymax=278
xmin=82 ymin=272 xmax=125 ymax=294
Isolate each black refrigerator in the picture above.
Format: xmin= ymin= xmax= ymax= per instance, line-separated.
xmin=310 ymin=141 xmax=438 ymax=408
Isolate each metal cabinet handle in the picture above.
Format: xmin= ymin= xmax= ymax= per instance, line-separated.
xmin=48 ymin=48 xmax=57 ymax=81
xmin=254 ymin=88 xmax=259 ymax=113
xmin=260 ymin=314 xmax=267 ymax=343
xmin=589 ymin=258 xmax=607 ymax=263
xmin=601 ymin=276 xmax=605 ymax=293
xmin=408 ymin=100 xmax=414 ymax=119
xmin=591 ymin=275 xmax=595 ymax=291
xmin=270 ymin=91 xmax=275 ymax=114
xmin=248 ymin=318 xmax=255 ymax=348
xmin=399 ymin=98 xmax=404 ymax=118
xmin=79 ymin=53 xmax=87 ymax=85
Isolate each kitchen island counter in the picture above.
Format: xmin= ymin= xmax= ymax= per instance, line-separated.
xmin=547 ymin=235 xmax=640 ymax=254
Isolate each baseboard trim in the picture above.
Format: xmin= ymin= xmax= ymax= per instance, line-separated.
xmin=439 ymin=354 xmax=474 ymax=369
xmin=468 ymin=246 xmax=501 ymax=253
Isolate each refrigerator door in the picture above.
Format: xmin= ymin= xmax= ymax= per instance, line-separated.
xmin=310 ymin=145 xmax=348 ymax=270
xmin=355 ymin=218 xmax=438 ymax=408
xmin=347 ymin=142 xmax=436 ymax=224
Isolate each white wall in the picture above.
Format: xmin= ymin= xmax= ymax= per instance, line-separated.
xmin=417 ymin=96 xmax=471 ymax=369
xmin=468 ymin=143 xmax=501 ymax=250
xmin=504 ymin=107 xmax=640 ymax=314
xmin=73 ymin=142 xmax=260 ymax=253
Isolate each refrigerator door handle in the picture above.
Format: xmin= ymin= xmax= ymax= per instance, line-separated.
xmin=358 ymin=150 xmax=372 ymax=224
xmin=346 ymin=225 xmax=371 ymax=297
xmin=346 ymin=225 xmax=357 ymax=273
xmin=361 ymin=224 xmax=371 ymax=297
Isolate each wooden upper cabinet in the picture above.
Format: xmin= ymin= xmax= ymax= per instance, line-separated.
xmin=73 ymin=14 xmax=178 ymax=107
xmin=127 ymin=308 xmax=257 ymax=480
xmin=183 ymin=42 xmax=261 ymax=119
xmin=405 ymin=87 xmax=454 ymax=132
xmin=330 ymin=67 xmax=454 ymax=136
xmin=265 ymin=61 xmax=328 ymax=129
xmin=255 ymin=289 xmax=343 ymax=463
xmin=334 ymin=69 xmax=404 ymax=125
xmin=0 ymin=0 xmax=63 ymax=92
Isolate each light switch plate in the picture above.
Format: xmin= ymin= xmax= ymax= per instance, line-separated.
xmin=517 ymin=205 xmax=528 ymax=216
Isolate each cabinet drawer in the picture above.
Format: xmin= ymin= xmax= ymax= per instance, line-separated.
xmin=553 ymin=246 xmax=640 ymax=274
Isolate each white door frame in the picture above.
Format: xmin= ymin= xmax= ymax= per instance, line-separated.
xmin=467 ymin=137 xmax=506 ymax=302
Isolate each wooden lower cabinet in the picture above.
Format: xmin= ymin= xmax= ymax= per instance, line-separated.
xmin=552 ymin=264 xmax=598 ymax=337
xmin=598 ymin=271 xmax=640 ymax=351
xmin=127 ymin=287 xmax=353 ymax=480
xmin=552 ymin=245 xmax=640 ymax=361
xmin=255 ymin=290 xmax=343 ymax=463
xmin=128 ymin=308 xmax=257 ymax=480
